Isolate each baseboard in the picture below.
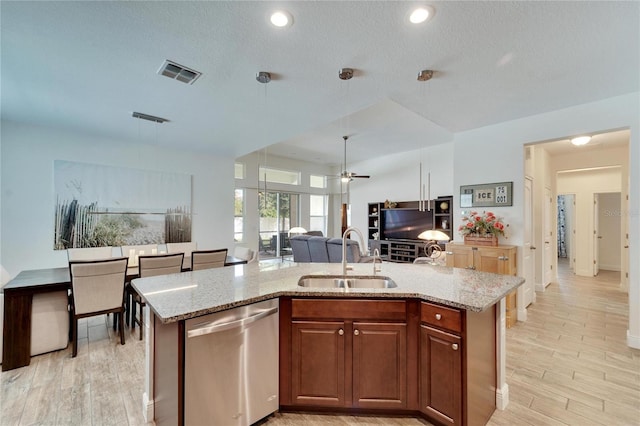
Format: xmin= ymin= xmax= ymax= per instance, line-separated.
xmin=535 ymin=282 xmax=545 ymax=292
xmin=599 ymin=264 xmax=621 ymax=272
xmin=142 ymin=392 xmax=154 ymax=423
xmin=517 ymin=306 xmax=527 ymax=322
xmin=627 ymin=330 xmax=640 ymax=349
xmin=496 ymin=383 xmax=509 ymax=410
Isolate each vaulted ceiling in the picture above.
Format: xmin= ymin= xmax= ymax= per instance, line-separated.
xmin=2 ymin=1 xmax=638 ymax=166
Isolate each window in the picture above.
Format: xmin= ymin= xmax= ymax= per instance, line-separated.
xmin=310 ymin=195 xmax=327 ymax=235
xmin=234 ymin=189 xmax=244 ymax=242
xmin=259 ymin=167 xmax=300 ymax=185
xmin=234 ymin=163 xmax=244 ymax=179
xmin=310 ymin=175 xmax=326 ymax=189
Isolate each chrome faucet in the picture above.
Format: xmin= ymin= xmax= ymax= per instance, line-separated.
xmin=342 ymin=226 xmax=366 ymax=277
xmin=372 ymin=248 xmax=382 ymax=276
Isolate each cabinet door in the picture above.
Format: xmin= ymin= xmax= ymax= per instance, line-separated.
xmin=291 ymin=321 xmax=346 ymax=407
xmin=352 ymin=322 xmax=407 ymax=409
xmin=421 ymin=325 xmax=462 ymax=426
xmin=445 ymin=245 xmax=474 ymax=269
xmin=474 ymin=247 xmax=515 ymax=275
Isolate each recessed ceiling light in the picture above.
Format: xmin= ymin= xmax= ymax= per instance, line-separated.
xmin=409 ymin=6 xmax=435 ymax=24
xmin=270 ymin=10 xmax=293 ymax=28
xmin=571 ymin=136 xmax=592 ymax=146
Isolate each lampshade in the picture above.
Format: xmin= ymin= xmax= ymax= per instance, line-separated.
xmin=288 ymin=227 xmax=307 ymax=237
xmin=417 ymin=229 xmax=450 ymax=242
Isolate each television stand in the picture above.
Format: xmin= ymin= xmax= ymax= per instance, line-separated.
xmin=387 ymin=239 xmax=424 ymax=263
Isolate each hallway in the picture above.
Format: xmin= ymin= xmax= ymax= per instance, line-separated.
xmin=486 ymin=261 xmax=639 ymax=425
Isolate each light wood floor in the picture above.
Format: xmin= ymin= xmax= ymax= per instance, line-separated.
xmin=2 ymin=261 xmax=638 ymax=425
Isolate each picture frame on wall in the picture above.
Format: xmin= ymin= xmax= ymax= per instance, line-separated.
xmin=460 ymin=181 xmax=513 ymax=208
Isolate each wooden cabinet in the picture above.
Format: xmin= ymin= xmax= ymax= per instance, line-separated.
xmin=281 ymin=298 xmax=496 ymax=426
xmin=420 ymin=301 xmax=496 ymax=426
xmin=421 ymin=325 xmax=462 ymax=425
xmin=282 ymin=298 xmax=410 ymax=410
xmin=420 ymin=302 xmax=463 ymax=425
xmin=445 ymin=243 xmax=518 ymax=327
xmin=291 ymin=321 xmax=346 ymax=407
xmin=352 ymin=322 xmax=407 ymax=409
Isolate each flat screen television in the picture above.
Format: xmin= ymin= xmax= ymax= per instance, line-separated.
xmin=382 ymin=209 xmax=433 ymax=240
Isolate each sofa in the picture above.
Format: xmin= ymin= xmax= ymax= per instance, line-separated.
xmin=291 ymin=235 xmax=374 ymax=263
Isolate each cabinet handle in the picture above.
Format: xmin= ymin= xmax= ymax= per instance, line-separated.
xmin=452 ymin=343 xmax=459 ymax=351
xmin=445 ymin=251 xmax=454 ymax=255
xmin=338 ymin=328 xmax=344 ymax=336
xmin=498 ymin=256 xmax=509 ymax=261
xmin=435 ymin=314 xmax=442 ymax=320
xmin=354 ymin=329 xmax=360 ymax=336
xmin=530 ymin=246 xmax=537 ymax=250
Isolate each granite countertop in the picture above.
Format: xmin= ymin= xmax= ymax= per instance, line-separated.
xmin=132 ymin=261 xmax=525 ymax=324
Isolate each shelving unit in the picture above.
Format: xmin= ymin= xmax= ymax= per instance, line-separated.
xmin=433 ymin=196 xmax=453 ymax=241
xmin=367 ymin=197 xmax=453 ymax=263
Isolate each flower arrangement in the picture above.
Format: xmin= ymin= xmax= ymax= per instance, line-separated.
xmin=458 ymin=211 xmax=508 ymax=237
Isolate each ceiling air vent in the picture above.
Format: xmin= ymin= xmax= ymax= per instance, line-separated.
xmin=157 ymin=60 xmax=201 ymax=84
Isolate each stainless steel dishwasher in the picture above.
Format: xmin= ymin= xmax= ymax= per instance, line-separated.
xmin=184 ymin=299 xmax=279 ymax=425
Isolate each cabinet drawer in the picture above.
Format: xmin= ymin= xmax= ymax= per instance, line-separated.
xmin=421 ymin=302 xmax=462 ymax=333
xmin=292 ymin=299 xmax=406 ymax=321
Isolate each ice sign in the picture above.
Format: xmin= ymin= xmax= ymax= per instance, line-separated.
xmin=495 ymin=185 xmax=508 ymax=204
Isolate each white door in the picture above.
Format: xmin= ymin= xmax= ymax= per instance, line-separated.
xmin=544 ymin=187 xmax=553 ymax=286
xmin=593 ymin=193 xmax=600 ymax=276
xmin=523 ymin=177 xmax=535 ymax=307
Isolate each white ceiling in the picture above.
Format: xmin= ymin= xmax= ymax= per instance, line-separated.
xmin=536 ymin=129 xmax=630 ymax=156
xmin=2 ymin=1 xmax=638 ymax=166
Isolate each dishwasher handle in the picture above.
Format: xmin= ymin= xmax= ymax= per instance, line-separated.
xmin=187 ymin=306 xmax=279 ymax=338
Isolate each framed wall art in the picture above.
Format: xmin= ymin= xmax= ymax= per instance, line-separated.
xmin=460 ymin=181 xmax=513 ymax=208
xmin=53 ymin=160 xmax=192 ymax=249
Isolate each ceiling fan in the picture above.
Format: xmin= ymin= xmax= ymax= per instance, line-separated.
xmin=337 ymin=135 xmax=370 ymax=182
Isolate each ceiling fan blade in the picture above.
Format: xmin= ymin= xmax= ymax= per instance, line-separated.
xmin=351 ymin=174 xmax=370 ymax=179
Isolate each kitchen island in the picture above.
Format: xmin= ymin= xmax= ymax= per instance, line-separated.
xmin=132 ymin=261 xmax=524 ymax=426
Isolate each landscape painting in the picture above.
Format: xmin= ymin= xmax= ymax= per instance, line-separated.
xmin=54 ymin=160 xmax=192 ymax=249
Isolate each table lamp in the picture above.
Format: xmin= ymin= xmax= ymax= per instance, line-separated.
xmin=417 ymin=229 xmax=450 ymax=259
xmin=288 ymin=227 xmax=307 ymax=237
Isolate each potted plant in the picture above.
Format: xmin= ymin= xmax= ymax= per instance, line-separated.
xmin=458 ymin=211 xmax=508 ymax=246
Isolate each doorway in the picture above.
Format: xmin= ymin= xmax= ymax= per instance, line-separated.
xmin=595 ymin=192 xmax=622 ymax=274
xmin=557 ymin=194 xmax=576 ymax=272
xmin=258 ymin=191 xmax=300 ymax=259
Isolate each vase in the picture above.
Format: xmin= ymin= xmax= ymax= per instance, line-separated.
xmin=464 ymin=234 xmax=498 ymax=247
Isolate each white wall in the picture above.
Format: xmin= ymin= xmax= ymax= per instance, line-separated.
xmin=348 ymin=143 xmax=455 ymax=242
xmin=452 ymin=93 xmax=639 ymax=348
xmin=1 ymin=121 xmax=235 ymax=278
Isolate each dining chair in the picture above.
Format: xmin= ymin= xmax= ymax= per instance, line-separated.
xmin=120 ymin=244 xmax=159 ymax=267
xmin=68 ymin=257 xmax=128 ymax=357
xmin=67 ymin=246 xmax=114 ymax=261
xmin=166 ymin=241 xmax=197 ymax=269
xmin=233 ymin=246 xmax=257 ymax=263
xmin=68 ymin=246 xmax=119 ymax=330
xmin=130 ymin=253 xmax=184 ymax=340
xmin=191 ymin=248 xmax=228 ymax=271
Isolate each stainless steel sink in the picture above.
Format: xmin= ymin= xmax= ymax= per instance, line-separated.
xmin=297 ymin=275 xmax=397 ymax=289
